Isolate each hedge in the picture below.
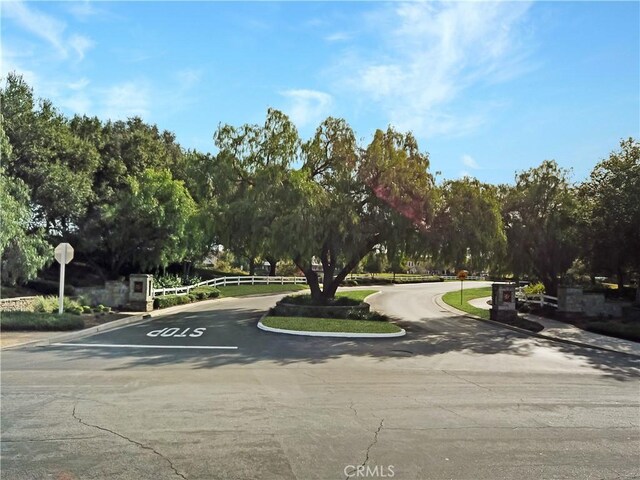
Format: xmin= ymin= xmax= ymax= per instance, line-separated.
xmin=153 ymin=287 xmax=220 ymax=309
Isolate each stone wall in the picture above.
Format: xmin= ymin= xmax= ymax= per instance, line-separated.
xmin=0 ymin=296 xmax=37 ymax=312
xmin=75 ymin=281 xmax=129 ymax=308
xmin=558 ymin=287 xmax=629 ymax=318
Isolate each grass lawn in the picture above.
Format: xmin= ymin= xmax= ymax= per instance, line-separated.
xmin=442 ymin=286 xmax=492 ymax=320
xmin=334 ymin=289 xmax=378 ymax=303
xmin=262 ymin=316 xmax=402 ymax=334
xmin=217 ymin=284 xmax=308 ymax=298
xmin=1 ymin=311 xmax=85 ymax=331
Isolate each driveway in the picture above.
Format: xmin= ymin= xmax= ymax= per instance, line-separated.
xmin=2 ymin=282 xmax=638 ymax=479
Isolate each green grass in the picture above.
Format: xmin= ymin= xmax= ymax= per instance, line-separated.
xmin=335 ymin=289 xmax=378 ymax=303
xmin=262 ymin=316 xmax=402 ymax=334
xmin=1 ymin=311 xmax=85 ymax=331
xmin=442 ymin=286 xmax=492 ymax=320
xmin=217 ymin=284 xmax=309 ymax=298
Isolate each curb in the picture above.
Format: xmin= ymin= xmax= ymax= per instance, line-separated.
xmin=2 ymin=313 xmax=150 ymax=350
xmin=257 ymin=313 xmax=406 ymax=339
xmin=1 ymin=288 xmax=313 ymax=351
xmin=435 ymin=294 xmax=640 ymax=358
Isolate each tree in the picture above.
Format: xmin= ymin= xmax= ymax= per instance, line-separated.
xmin=213 ymin=108 xmax=300 ymax=275
xmin=1 ymin=74 xmax=99 ymax=236
xmin=579 ymin=138 xmax=640 ymax=288
xmin=502 ymin=160 xmax=579 ymax=295
xmin=431 ymin=177 xmax=505 ymax=272
xmin=271 ymin=119 xmax=434 ymax=302
xmin=0 ymin=166 xmax=52 ymax=285
xmin=79 ymin=169 xmax=197 ymax=277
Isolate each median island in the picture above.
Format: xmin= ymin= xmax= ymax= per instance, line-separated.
xmin=259 ymin=289 xmax=405 ymax=337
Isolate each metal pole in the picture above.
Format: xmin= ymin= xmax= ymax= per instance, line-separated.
xmin=58 ymin=248 xmax=66 ymax=314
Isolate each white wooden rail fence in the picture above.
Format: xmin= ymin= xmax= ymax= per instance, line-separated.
xmin=153 ymin=276 xmax=307 ymax=297
xmin=515 ymin=289 xmax=558 ymax=308
xmin=347 ymin=274 xmax=487 ymax=282
xmin=153 ymin=274 xmax=489 ymax=297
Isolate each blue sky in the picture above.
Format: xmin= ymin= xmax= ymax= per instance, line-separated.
xmin=2 ymin=1 xmax=638 ymax=185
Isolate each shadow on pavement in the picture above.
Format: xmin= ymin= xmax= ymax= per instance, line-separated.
xmin=25 ymin=305 xmax=640 ymax=382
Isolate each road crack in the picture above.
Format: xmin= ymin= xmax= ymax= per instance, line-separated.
xmin=72 ymin=404 xmax=187 ymax=479
xmin=346 ymin=419 xmax=384 ymax=480
xmin=348 ymin=401 xmax=358 ymax=417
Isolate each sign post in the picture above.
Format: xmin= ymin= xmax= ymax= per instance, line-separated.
xmin=54 ymin=243 xmax=74 ymax=314
xmin=457 ymin=270 xmax=468 ymax=304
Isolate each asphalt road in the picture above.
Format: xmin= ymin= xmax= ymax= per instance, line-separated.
xmin=2 ymin=282 xmax=639 ymax=480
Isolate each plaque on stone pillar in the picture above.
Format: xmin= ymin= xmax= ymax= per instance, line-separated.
xmin=490 ymin=282 xmax=517 ymax=322
xmin=127 ymin=274 xmax=154 ymax=312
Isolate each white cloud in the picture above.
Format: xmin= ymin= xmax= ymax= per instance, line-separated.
xmin=337 ymin=1 xmax=533 ymax=138
xmin=102 ymin=82 xmax=150 ymax=120
xmin=175 ymin=69 xmax=203 ymax=89
xmin=66 ymin=1 xmax=103 ymax=21
xmin=69 ymin=34 xmax=94 ymax=61
xmin=280 ymin=89 xmax=333 ymax=128
xmin=325 ymin=32 xmax=351 ymax=42
xmin=2 ymin=1 xmax=93 ymax=61
xmin=462 ymin=154 xmax=480 ymax=169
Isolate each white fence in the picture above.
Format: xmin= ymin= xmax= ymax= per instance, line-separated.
xmin=348 ymin=274 xmax=487 ymax=282
xmin=153 ymin=276 xmax=307 ymax=297
xmin=154 ymin=273 xmax=489 ymax=297
xmin=516 ymin=290 xmax=558 ymax=308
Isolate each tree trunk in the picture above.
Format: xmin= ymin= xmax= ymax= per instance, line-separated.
xmin=248 ymin=257 xmax=256 ymax=276
xmin=266 ymin=256 xmax=277 ymax=276
xmin=617 ymin=266 xmax=625 ymax=290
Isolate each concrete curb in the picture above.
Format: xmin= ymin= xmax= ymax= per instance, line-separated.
xmin=256 ymin=291 xmax=403 ymax=339
xmin=435 ymin=294 xmax=640 ymax=358
xmin=2 ymin=313 xmax=150 ymax=350
xmin=1 ymin=287 xmax=314 ymax=350
xmin=257 ymin=314 xmax=406 ymax=338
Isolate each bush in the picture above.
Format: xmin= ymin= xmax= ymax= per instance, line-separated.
xmin=191 ymin=286 xmax=220 ymax=300
xmin=346 ymin=309 xmax=389 ymax=321
xmin=183 ymin=274 xmax=202 ymax=286
xmin=33 ymin=296 xmax=58 ymax=313
xmin=153 ymin=294 xmax=193 ymax=309
xmin=33 ymin=296 xmax=83 ymax=314
xmin=523 ymin=282 xmax=545 ymax=295
xmin=154 ymin=274 xmax=184 ymax=289
xmin=280 ymin=294 xmax=360 ymax=307
xmin=1 ymin=312 xmax=84 ymax=331
xmin=82 ymin=305 xmax=92 ymax=314
xmin=27 ymin=279 xmax=74 ymax=296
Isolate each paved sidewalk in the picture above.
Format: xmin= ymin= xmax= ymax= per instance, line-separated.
xmin=438 ymin=295 xmax=640 ymax=357
xmin=522 ymin=312 xmax=640 ymax=357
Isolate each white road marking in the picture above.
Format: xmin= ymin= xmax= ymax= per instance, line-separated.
xmin=50 ymin=343 xmax=238 ymax=350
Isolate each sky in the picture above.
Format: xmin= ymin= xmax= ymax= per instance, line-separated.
xmin=1 ymin=1 xmax=638 ymax=185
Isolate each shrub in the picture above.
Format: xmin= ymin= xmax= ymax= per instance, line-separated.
xmin=280 ymin=294 xmax=360 ymax=307
xmin=523 ymin=282 xmax=545 ymax=295
xmin=33 ymin=296 xmax=58 ymax=313
xmin=82 ymin=305 xmax=92 ymax=314
xmin=33 ymin=296 xmax=86 ymax=314
xmin=154 ymin=274 xmax=184 ymax=289
xmin=347 ymin=310 xmax=389 ymax=321
xmin=153 ymin=294 xmax=194 ymax=309
xmin=183 ymin=274 xmax=202 ymax=286
xmin=1 ymin=312 xmax=84 ymax=331
xmin=190 ymin=286 xmax=220 ymax=300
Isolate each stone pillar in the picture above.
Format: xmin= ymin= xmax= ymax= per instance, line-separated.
xmin=490 ymin=282 xmax=517 ymax=322
xmin=557 ymin=286 xmax=583 ymax=317
xmin=127 ymin=274 xmax=154 ymax=312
